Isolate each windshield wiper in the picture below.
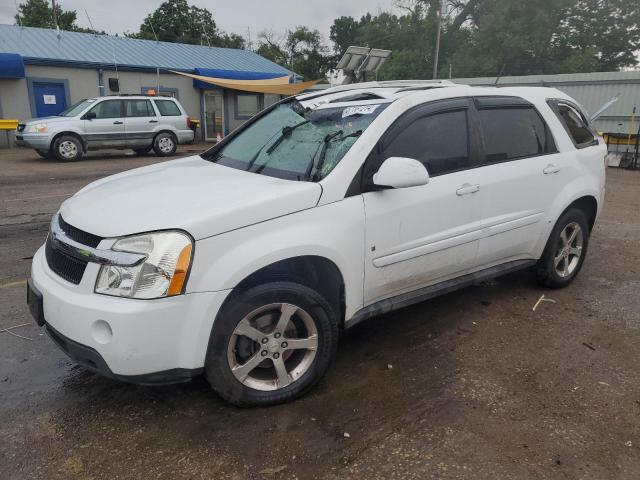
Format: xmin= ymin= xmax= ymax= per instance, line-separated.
xmin=266 ymin=120 xmax=310 ymax=155
xmin=304 ymin=129 xmax=343 ymax=180
xmin=309 ymin=130 xmax=363 ymax=181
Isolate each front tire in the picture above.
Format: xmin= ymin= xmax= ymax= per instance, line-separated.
xmin=53 ymin=135 xmax=83 ymax=162
xmin=205 ymin=282 xmax=339 ymax=407
xmin=152 ymin=132 xmax=177 ymax=157
xmin=536 ymin=208 xmax=590 ymax=289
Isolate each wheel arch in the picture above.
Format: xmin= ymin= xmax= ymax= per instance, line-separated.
xmin=563 ymin=195 xmax=598 ymax=233
xmin=227 ymin=255 xmax=346 ymax=328
xmin=51 ymin=131 xmax=86 ymax=152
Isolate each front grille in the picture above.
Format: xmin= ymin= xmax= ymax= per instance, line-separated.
xmin=59 ymin=216 xmax=103 ymax=248
xmin=45 ymin=217 xmax=104 ymax=284
xmin=45 ymin=236 xmax=88 ymax=285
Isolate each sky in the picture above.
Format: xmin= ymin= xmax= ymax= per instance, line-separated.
xmin=0 ymin=0 xmax=399 ymax=44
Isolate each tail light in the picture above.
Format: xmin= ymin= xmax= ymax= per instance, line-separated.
xmin=186 ymin=115 xmax=191 ymax=129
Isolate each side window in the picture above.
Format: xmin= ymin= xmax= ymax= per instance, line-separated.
xmin=125 ymin=99 xmax=154 ymax=117
xmin=557 ymin=103 xmax=596 ymax=147
xmin=382 ymin=109 xmax=470 ymax=176
xmin=88 ymin=100 xmax=122 ymax=119
xmin=154 ymin=99 xmax=182 ymax=116
xmin=478 ymin=107 xmax=551 ymax=163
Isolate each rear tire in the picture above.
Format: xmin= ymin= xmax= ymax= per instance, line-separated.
xmin=152 ymin=132 xmax=177 ymax=157
xmin=536 ymin=208 xmax=590 ymax=289
xmin=205 ymin=281 xmax=338 ymax=407
xmin=53 ymin=135 xmax=83 ymax=162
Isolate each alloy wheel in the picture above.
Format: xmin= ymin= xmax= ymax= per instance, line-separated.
xmin=227 ymin=303 xmax=318 ymax=391
xmin=554 ymin=221 xmax=584 ymax=278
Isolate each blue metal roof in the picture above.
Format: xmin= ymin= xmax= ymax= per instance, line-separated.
xmin=0 ymin=24 xmax=291 ymax=77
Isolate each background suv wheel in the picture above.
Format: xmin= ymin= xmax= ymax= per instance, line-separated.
xmin=53 ymin=135 xmax=83 ymax=162
xmin=205 ymin=281 xmax=339 ymax=407
xmin=153 ymin=132 xmax=177 ymax=157
xmin=536 ymin=208 xmax=590 ymax=289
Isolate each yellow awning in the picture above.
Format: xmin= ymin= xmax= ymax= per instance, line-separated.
xmin=169 ymin=70 xmax=319 ymax=95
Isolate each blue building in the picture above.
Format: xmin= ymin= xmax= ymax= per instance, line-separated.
xmin=0 ymin=24 xmax=298 ymax=145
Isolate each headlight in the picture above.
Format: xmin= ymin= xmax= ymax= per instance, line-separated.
xmin=26 ymin=123 xmax=48 ymax=133
xmin=95 ymin=231 xmax=193 ymax=299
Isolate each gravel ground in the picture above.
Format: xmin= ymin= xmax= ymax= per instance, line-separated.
xmin=1 ymin=147 xmax=639 ymax=479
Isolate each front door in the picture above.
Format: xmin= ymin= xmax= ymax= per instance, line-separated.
xmin=33 ymin=82 xmax=67 ymax=118
xmin=82 ymin=99 xmax=126 ymax=149
xmin=204 ymin=91 xmax=225 ymax=141
xmin=362 ymin=99 xmax=483 ymax=306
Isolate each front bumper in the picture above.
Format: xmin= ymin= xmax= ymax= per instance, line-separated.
xmin=30 ymin=245 xmax=231 ymax=381
xmin=14 ymin=132 xmax=52 ymax=150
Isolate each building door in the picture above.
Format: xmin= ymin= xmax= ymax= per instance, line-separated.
xmin=204 ymin=91 xmax=224 ymax=141
xmin=33 ymin=82 xmax=67 ymax=118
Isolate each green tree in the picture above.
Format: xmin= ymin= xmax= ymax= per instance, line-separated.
xmin=132 ymin=0 xmax=245 ymax=48
xmin=15 ymin=0 xmax=81 ymax=31
xmin=257 ymin=27 xmax=331 ymax=80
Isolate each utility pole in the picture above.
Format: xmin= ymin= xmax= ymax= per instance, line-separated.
xmin=51 ymin=0 xmax=59 ymax=30
xmin=432 ymin=0 xmax=442 ymax=79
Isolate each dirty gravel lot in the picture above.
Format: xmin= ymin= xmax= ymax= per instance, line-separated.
xmin=1 ymin=147 xmax=639 ymax=480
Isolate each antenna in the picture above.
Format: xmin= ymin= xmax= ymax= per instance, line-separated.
xmin=84 ymin=8 xmax=98 ymax=36
xmin=148 ymin=17 xmax=159 ymax=42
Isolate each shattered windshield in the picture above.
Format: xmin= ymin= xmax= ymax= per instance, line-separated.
xmin=204 ymin=100 xmax=388 ymax=181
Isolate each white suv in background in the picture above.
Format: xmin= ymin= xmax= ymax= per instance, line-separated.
xmin=28 ymin=81 xmax=606 ymax=406
xmin=15 ymin=95 xmax=194 ymax=161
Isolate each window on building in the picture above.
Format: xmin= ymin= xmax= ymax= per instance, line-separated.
xmin=264 ymin=94 xmax=282 ymax=108
xmin=236 ymin=93 xmax=260 ymax=118
xmin=88 ymin=100 xmax=123 ymax=119
xmin=557 ymin=103 xmax=596 ymax=146
xmin=382 ymin=109 xmax=470 ymax=176
xmin=125 ymin=99 xmax=154 ymax=117
xmin=154 ymin=99 xmax=181 ymax=116
xmin=478 ymin=107 xmax=551 ymax=163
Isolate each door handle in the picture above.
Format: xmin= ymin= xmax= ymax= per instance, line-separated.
xmin=456 ymin=183 xmax=480 ymax=196
xmin=113 ymin=121 xmax=123 ymax=125
xmin=543 ymin=164 xmax=561 ymax=174
xmin=149 ymin=119 xmax=158 ymax=123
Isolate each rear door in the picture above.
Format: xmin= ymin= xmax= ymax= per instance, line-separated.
xmin=82 ymin=99 xmax=125 ymax=148
xmin=123 ymin=99 xmax=157 ymax=148
xmin=362 ymin=99 xmax=484 ymax=306
xmin=471 ymin=96 xmax=567 ymax=268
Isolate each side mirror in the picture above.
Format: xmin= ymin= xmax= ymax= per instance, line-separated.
xmin=372 ymin=157 xmax=430 ymax=190
xmin=83 ymin=111 xmax=96 ymax=120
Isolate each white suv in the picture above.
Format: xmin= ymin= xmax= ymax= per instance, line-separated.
xmin=28 ymin=81 xmax=606 ymax=406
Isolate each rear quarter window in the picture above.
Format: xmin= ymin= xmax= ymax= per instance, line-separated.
xmin=552 ymin=102 xmax=596 ymax=147
xmin=154 ymin=100 xmax=182 ymax=116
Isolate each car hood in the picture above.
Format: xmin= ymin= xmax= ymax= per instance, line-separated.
xmin=24 ymin=116 xmax=72 ymax=125
xmin=59 ymin=156 xmax=323 ymax=240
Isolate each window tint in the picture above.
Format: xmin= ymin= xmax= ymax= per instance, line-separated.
xmin=125 ymin=99 xmax=154 ymax=117
xmin=557 ymin=104 xmax=595 ymax=146
xmin=154 ymin=99 xmax=181 ymax=116
xmin=236 ymin=93 xmax=260 ymax=118
xmin=478 ymin=107 xmax=550 ymax=162
xmin=88 ymin=100 xmax=122 ymax=119
xmin=382 ymin=109 xmax=469 ymax=176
